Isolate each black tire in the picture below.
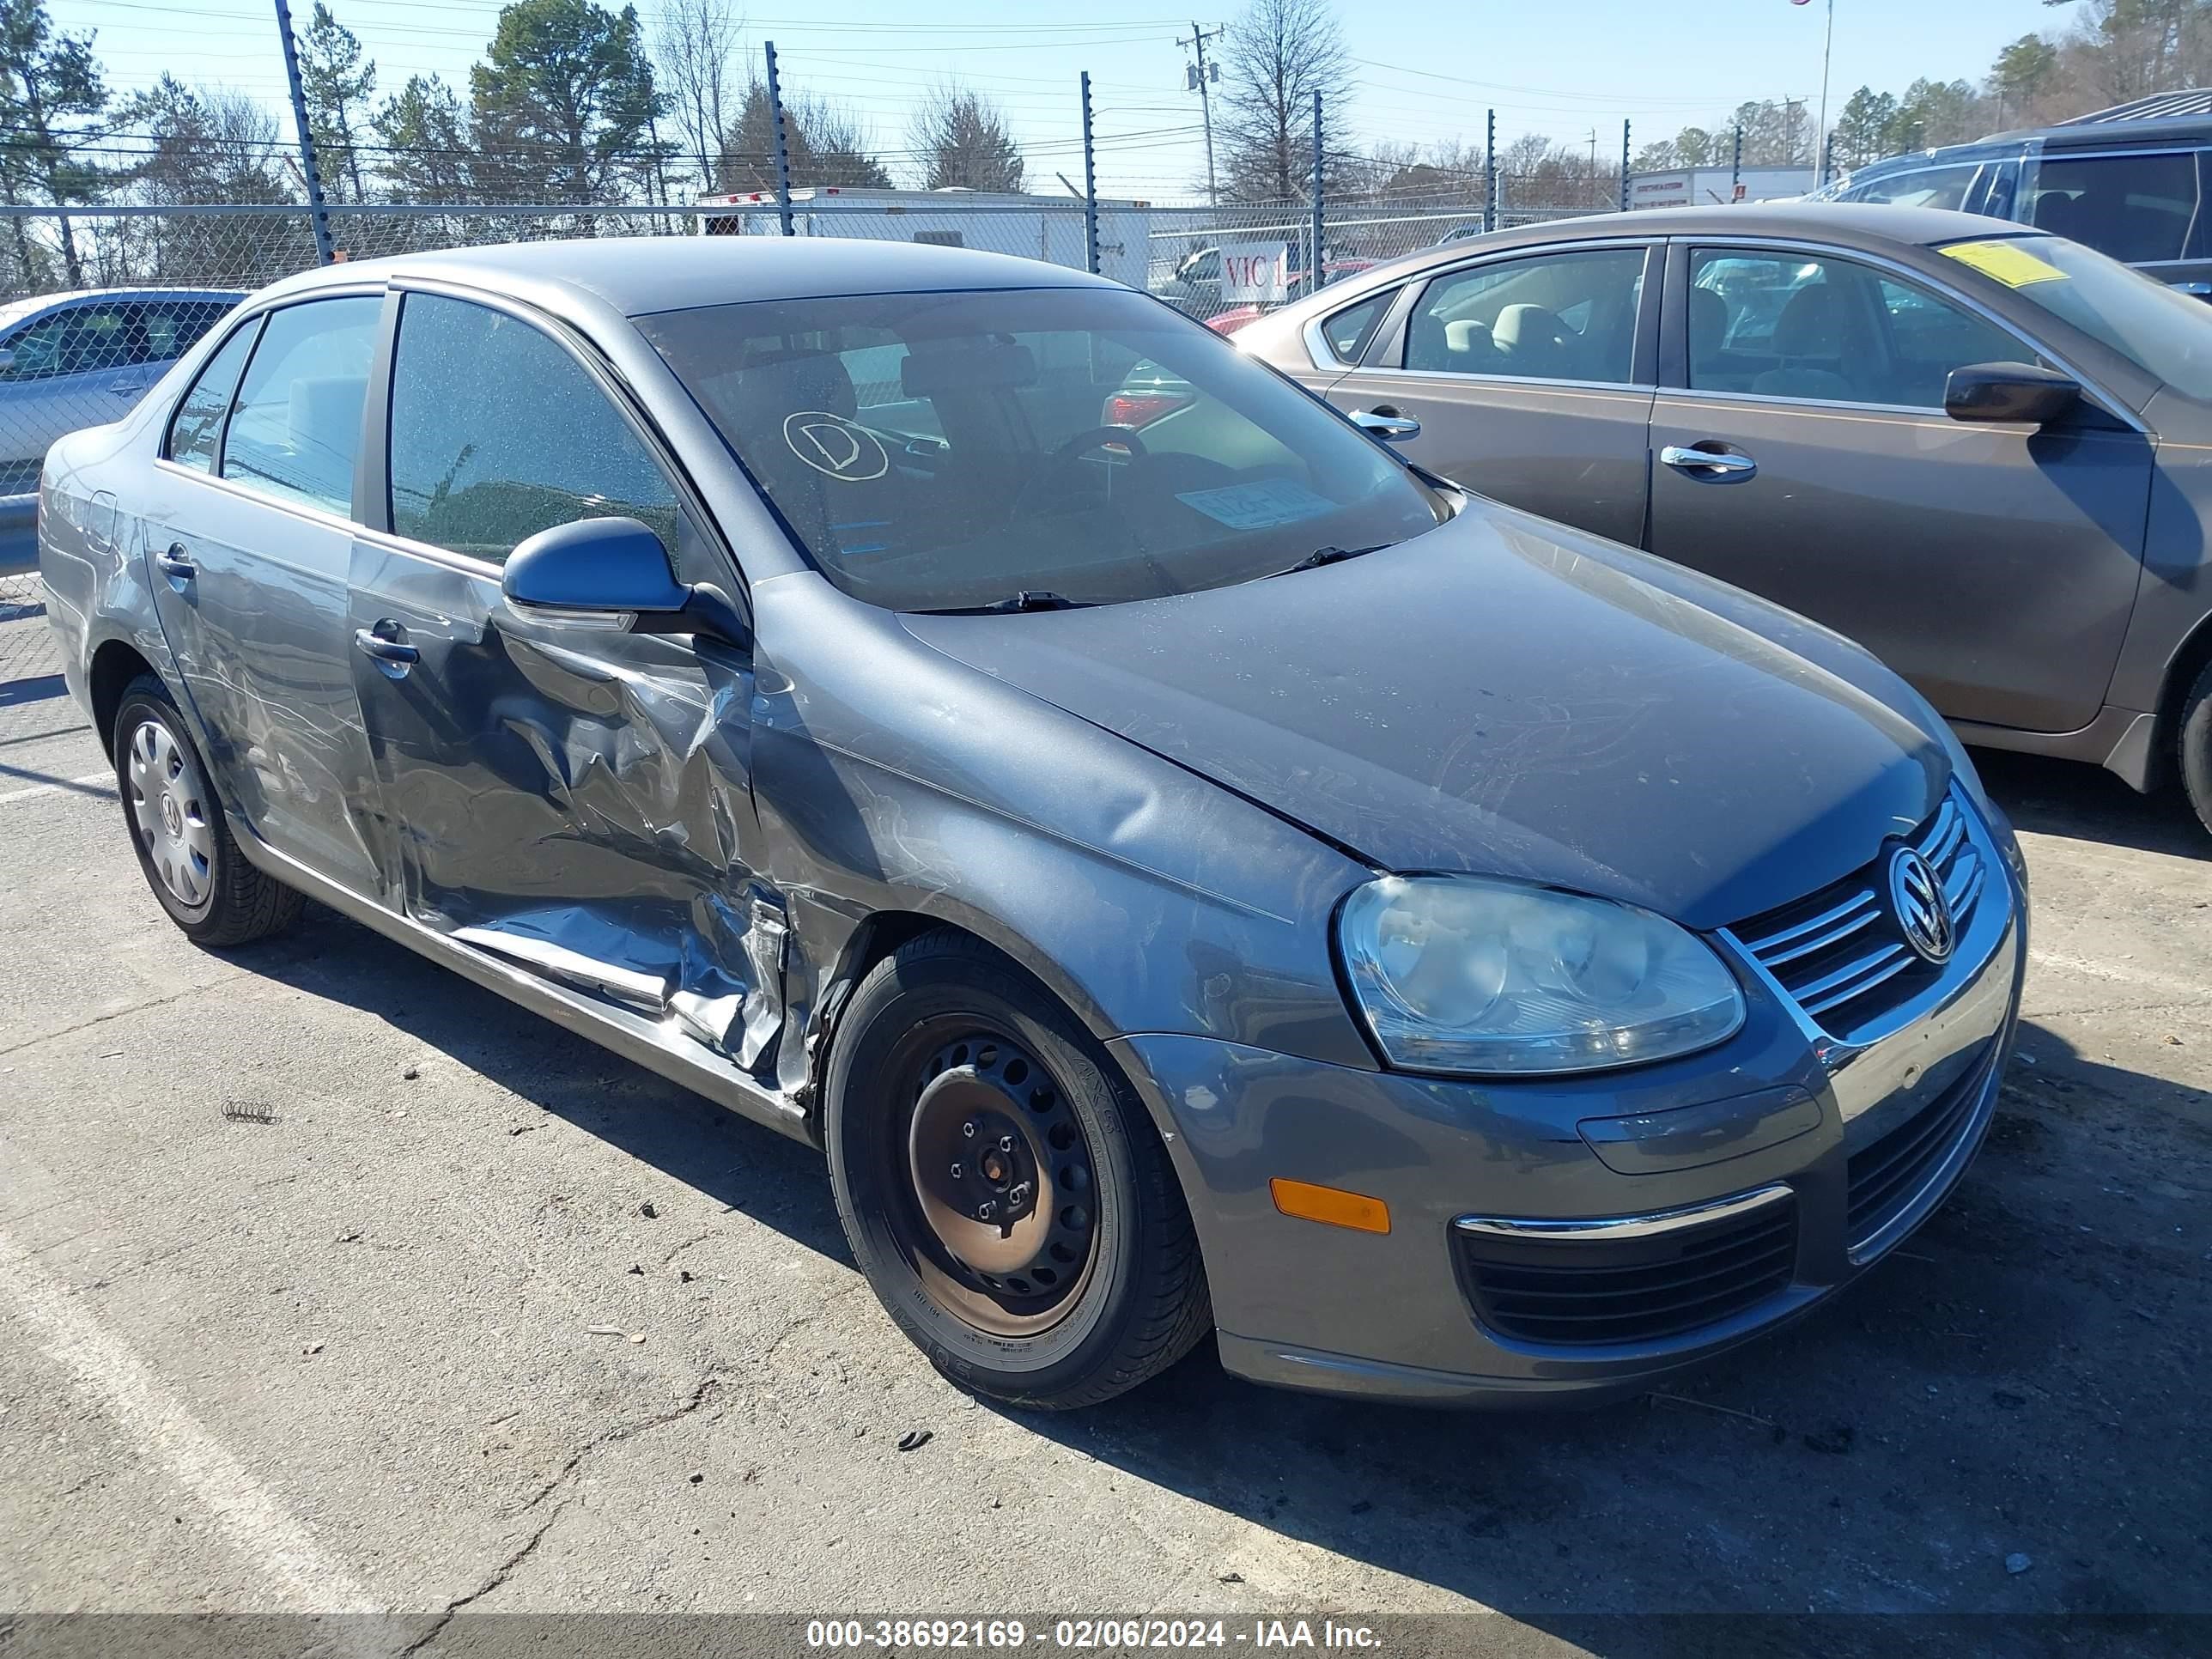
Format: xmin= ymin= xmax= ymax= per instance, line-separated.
xmin=112 ymin=673 xmax=303 ymax=948
xmin=2183 ymin=660 xmax=2212 ymax=840
xmin=824 ymin=930 xmax=1211 ymax=1409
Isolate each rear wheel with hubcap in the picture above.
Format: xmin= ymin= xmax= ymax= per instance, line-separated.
xmin=826 ymin=931 xmax=1210 ymax=1408
xmin=112 ymin=673 xmax=302 ymax=946
xmin=2180 ymin=660 xmax=2212 ymax=839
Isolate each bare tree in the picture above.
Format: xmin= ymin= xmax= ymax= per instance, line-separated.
xmin=653 ymin=0 xmax=738 ymax=196
xmin=906 ymin=82 xmax=1023 ymax=192
xmin=136 ymin=76 xmax=292 ymax=204
xmin=1216 ymin=0 xmax=1351 ymax=204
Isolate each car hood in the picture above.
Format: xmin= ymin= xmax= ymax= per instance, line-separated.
xmin=899 ymin=506 xmax=1946 ymax=931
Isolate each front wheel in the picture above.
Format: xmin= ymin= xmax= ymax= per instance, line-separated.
xmin=824 ymin=932 xmax=1211 ymax=1409
xmin=112 ymin=674 xmax=303 ymax=947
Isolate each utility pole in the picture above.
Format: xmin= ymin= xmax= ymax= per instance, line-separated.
xmin=272 ymin=0 xmax=334 ymax=264
xmin=1620 ymin=118 xmax=1631 ymax=213
xmin=1179 ymin=21 xmax=1224 ymax=207
xmin=1587 ymin=127 xmax=1597 ymax=207
xmin=1815 ymin=0 xmax=1836 ymax=185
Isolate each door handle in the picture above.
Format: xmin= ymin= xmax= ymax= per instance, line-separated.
xmin=354 ymin=624 xmax=420 ymax=665
xmin=154 ymin=544 xmax=196 ymax=580
xmin=1350 ymin=407 xmax=1422 ymax=441
xmin=106 ymin=378 xmax=140 ymax=398
xmin=1660 ymin=444 xmax=1757 ymax=481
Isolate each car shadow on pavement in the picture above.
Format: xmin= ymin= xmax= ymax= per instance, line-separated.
xmin=1972 ymin=747 xmax=2207 ymax=860
xmin=982 ymin=1028 xmax=2211 ymax=1642
xmin=241 ymin=909 xmax=854 ymax=1267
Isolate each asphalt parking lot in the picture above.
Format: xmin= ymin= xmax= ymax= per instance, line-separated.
xmin=1 ymin=590 xmax=2207 ymax=1658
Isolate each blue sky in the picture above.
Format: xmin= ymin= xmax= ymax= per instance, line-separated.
xmin=62 ymin=0 xmax=2069 ymax=198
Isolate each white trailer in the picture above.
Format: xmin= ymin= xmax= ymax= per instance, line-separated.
xmin=696 ymin=188 xmax=1154 ymax=290
xmin=1626 ymin=167 xmax=1818 ymax=210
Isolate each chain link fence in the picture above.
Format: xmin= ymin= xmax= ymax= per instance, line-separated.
xmin=0 ymin=192 xmax=1606 ymax=693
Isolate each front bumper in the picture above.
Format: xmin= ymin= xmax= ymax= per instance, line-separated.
xmin=1108 ymin=860 xmax=2025 ymax=1408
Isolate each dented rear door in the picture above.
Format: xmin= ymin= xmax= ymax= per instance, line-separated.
xmin=346 ymin=289 xmax=787 ymax=1079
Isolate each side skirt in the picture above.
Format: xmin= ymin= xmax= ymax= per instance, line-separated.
xmin=231 ymin=817 xmax=817 ymax=1147
xmin=1949 ymin=704 xmax=2157 ymax=793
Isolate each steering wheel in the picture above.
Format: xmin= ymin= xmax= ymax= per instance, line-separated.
xmin=1012 ymin=426 xmax=1150 ymax=515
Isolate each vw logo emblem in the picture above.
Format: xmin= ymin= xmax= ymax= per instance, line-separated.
xmin=1888 ymin=846 xmax=1955 ymax=964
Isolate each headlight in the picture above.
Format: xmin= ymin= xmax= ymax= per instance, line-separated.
xmin=1337 ymin=876 xmax=1745 ymax=1075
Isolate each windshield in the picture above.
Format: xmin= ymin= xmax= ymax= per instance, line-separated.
xmin=636 ymin=285 xmax=1448 ymax=611
xmin=1936 ymin=232 xmax=2212 ymax=401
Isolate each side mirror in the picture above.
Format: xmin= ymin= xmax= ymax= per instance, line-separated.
xmin=0 ymin=347 xmax=15 ymax=375
xmin=1944 ymin=362 xmax=2080 ymax=426
xmin=501 ymin=516 xmax=749 ymax=649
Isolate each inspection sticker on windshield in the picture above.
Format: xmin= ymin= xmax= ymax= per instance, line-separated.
xmin=1941 ymin=240 xmax=2069 ymax=289
xmin=1175 ymin=477 xmax=1337 ymax=530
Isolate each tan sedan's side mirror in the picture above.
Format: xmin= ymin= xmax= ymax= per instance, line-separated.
xmin=1944 ymin=362 xmax=2081 ymax=426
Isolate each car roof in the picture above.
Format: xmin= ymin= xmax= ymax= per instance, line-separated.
xmin=256 ymin=234 xmax=1115 ymax=318
xmin=0 ymin=286 xmax=243 ymax=331
xmin=1853 ymin=105 xmax=2212 ymax=166
xmin=1341 ymin=201 xmax=2028 ymax=289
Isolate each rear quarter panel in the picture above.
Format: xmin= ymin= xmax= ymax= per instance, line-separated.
xmin=39 ymin=416 xmax=183 ymax=741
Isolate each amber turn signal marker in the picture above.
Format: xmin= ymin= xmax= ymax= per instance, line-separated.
xmin=1269 ymin=1177 xmax=1390 ymax=1235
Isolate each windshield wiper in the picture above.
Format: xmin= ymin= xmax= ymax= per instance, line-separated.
xmin=925 ymin=590 xmax=1097 ymax=615
xmin=1263 ymin=543 xmax=1391 ymax=579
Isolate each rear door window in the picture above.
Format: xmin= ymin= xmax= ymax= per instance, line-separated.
xmin=220 ymin=295 xmax=380 ymax=515
xmin=1840 ymin=162 xmax=1981 ymax=210
xmin=2028 ymin=150 xmax=2203 ymax=264
xmin=1403 ymin=247 xmax=1646 ymax=384
xmin=141 ymin=299 xmax=238 ymax=364
xmin=165 ymin=318 xmax=260 ymax=475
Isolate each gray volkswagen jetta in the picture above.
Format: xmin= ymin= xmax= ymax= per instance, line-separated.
xmin=40 ymin=238 xmax=2026 ymax=1409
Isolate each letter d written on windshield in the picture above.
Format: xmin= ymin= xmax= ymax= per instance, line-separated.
xmin=783 ymin=410 xmax=890 ymax=481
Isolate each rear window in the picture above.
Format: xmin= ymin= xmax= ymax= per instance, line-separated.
xmin=636 ymin=285 xmax=1446 ymax=612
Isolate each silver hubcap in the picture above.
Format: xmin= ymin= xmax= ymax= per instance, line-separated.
xmin=127 ymin=717 xmax=213 ymax=908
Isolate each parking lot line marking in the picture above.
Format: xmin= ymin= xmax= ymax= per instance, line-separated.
xmin=0 ymin=1224 xmax=380 ymax=1618
xmin=0 ymin=770 xmax=113 ymax=806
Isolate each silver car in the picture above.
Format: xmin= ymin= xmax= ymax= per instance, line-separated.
xmin=40 ymin=239 xmax=2026 ymax=1410
xmin=0 ymin=288 xmax=242 ymax=496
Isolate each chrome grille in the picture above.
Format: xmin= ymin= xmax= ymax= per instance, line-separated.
xmin=1726 ymin=790 xmax=1992 ymax=1041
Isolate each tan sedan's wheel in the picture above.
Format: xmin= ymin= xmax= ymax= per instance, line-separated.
xmin=112 ymin=674 xmax=303 ymax=947
xmin=826 ymin=930 xmax=1211 ymax=1409
xmin=2182 ymin=660 xmax=2212 ymax=840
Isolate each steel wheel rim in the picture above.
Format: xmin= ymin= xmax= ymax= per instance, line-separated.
xmin=127 ymin=715 xmax=213 ymax=909
xmin=892 ymin=1024 xmax=1100 ymax=1339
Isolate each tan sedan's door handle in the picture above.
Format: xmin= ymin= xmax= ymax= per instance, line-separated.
xmin=1660 ymin=444 xmax=1757 ymax=481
